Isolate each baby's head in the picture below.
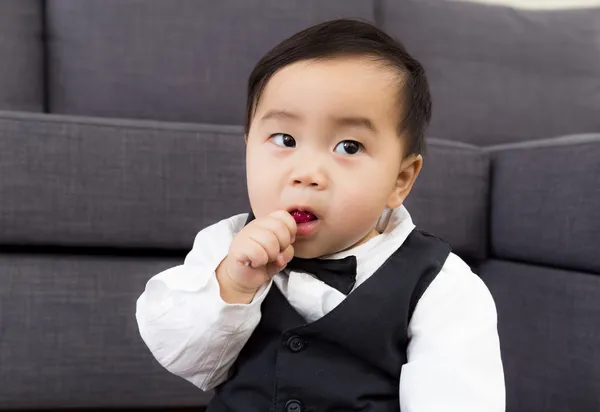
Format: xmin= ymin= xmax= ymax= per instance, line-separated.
xmin=244 ymin=19 xmax=431 ymax=258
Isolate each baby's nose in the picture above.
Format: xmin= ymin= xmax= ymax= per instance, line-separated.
xmin=290 ymin=168 xmax=327 ymax=189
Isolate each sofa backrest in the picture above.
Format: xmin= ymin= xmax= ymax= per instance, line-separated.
xmin=490 ymin=134 xmax=600 ymax=274
xmin=380 ymin=0 xmax=600 ymax=146
xmin=6 ymin=0 xmax=599 ymax=148
xmin=480 ymin=133 xmax=600 ymax=412
xmin=0 ymin=111 xmax=490 ymax=264
xmin=0 ymin=0 xmax=44 ymax=112
xmin=0 ymin=111 xmax=249 ymax=251
xmin=45 ymin=0 xmax=375 ymax=125
xmin=406 ymin=138 xmax=490 ymax=262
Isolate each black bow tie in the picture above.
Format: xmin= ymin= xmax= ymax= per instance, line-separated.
xmin=244 ymin=212 xmax=358 ymax=295
xmin=287 ymin=255 xmax=357 ymax=295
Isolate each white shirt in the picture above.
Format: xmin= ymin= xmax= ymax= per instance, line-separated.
xmin=136 ymin=206 xmax=505 ymax=411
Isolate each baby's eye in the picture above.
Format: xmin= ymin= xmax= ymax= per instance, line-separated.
xmin=270 ymin=133 xmax=296 ymax=148
xmin=334 ymin=140 xmax=363 ymax=155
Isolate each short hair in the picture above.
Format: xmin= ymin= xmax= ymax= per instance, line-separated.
xmin=245 ymin=19 xmax=432 ymax=155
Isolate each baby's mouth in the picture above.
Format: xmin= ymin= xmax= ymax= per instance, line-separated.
xmin=289 ymin=210 xmax=319 ymax=224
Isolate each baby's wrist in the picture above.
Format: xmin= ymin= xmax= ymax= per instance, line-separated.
xmin=216 ymin=257 xmax=259 ymax=304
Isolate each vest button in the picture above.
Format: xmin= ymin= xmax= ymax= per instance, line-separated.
xmin=287 ymin=335 xmax=306 ymax=352
xmin=285 ymin=399 xmax=303 ymax=412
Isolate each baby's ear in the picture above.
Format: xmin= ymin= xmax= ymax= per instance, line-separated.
xmin=386 ymin=154 xmax=423 ymax=209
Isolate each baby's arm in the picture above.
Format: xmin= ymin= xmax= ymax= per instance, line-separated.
xmin=135 ymin=211 xmax=296 ymax=391
xmin=399 ymin=253 xmax=506 ymax=411
xmin=135 ymin=215 xmax=267 ymax=391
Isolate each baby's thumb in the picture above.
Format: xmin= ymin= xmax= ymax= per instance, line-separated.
xmin=266 ymin=244 xmax=295 ymax=277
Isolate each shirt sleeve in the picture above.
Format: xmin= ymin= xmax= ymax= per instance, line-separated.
xmin=399 ymin=253 xmax=506 ymax=412
xmin=135 ymin=214 xmax=272 ymax=391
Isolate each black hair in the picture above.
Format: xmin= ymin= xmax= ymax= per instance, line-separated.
xmin=244 ymin=19 xmax=431 ymax=155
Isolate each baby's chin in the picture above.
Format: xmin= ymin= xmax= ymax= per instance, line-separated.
xmin=292 ymin=238 xmax=334 ymax=259
xmin=292 ymin=235 xmax=367 ymax=259
xmin=291 ymin=241 xmax=324 ymax=259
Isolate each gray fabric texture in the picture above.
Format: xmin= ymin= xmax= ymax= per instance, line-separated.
xmin=380 ymin=0 xmax=600 ymax=146
xmin=480 ymin=260 xmax=600 ymax=412
xmin=0 ymin=112 xmax=487 ymax=258
xmin=405 ymin=138 xmax=490 ymax=261
xmin=46 ymin=0 xmax=374 ymax=124
xmin=0 ymin=0 xmax=44 ymax=112
xmin=489 ymin=134 xmax=600 ymax=274
xmin=0 ymin=111 xmax=249 ymax=250
xmin=0 ymin=253 xmax=212 ymax=408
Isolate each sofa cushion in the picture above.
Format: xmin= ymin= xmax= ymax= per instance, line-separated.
xmin=405 ymin=138 xmax=490 ymax=262
xmin=489 ymin=134 xmax=600 ymax=274
xmin=380 ymin=0 xmax=600 ymax=146
xmin=0 ymin=111 xmax=248 ymax=250
xmin=0 ymin=252 xmax=211 ymax=408
xmin=0 ymin=112 xmax=489 ymax=262
xmin=0 ymin=0 xmax=44 ymax=112
xmin=480 ymin=259 xmax=600 ymax=412
xmin=46 ymin=0 xmax=374 ymax=124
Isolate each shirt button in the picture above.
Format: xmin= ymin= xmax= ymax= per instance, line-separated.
xmin=285 ymin=399 xmax=303 ymax=412
xmin=286 ymin=335 xmax=306 ymax=352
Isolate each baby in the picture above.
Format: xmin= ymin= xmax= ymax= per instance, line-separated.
xmin=136 ymin=19 xmax=505 ymax=412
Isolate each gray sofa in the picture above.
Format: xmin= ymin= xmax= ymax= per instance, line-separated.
xmin=0 ymin=1 xmax=598 ymax=411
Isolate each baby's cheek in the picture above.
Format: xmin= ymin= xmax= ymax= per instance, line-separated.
xmin=336 ymin=188 xmax=381 ymax=225
xmin=342 ymin=182 xmax=380 ymax=207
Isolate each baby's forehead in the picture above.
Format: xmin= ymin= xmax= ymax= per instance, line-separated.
xmin=255 ymin=58 xmax=404 ymax=130
xmin=267 ymin=56 xmax=402 ymax=90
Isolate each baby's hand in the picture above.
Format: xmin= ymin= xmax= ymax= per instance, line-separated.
xmin=216 ymin=210 xmax=296 ymax=304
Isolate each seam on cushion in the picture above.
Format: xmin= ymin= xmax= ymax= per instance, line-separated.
xmin=428 ymin=137 xmax=483 ymax=150
xmin=485 ymin=133 xmax=600 ymax=152
xmin=0 ymin=111 xmax=244 ymax=135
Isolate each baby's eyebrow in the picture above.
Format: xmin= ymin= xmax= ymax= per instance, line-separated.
xmin=261 ymin=110 xmax=302 ymax=122
xmin=260 ymin=110 xmax=377 ymax=134
xmin=332 ymin=116 xmax=377 ymax=133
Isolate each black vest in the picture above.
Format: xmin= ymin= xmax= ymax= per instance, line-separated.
xmin=208 ymin=229 xmax=451 ymax=412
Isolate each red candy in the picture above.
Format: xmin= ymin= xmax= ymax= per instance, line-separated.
xmin=291 ymin=210 xmax=317 ymax=223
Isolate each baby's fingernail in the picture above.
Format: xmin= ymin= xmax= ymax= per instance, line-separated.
xmin=278 ymin=254 xmax=289 ymax=267
xmin=291 ymin=236 xmax=296 ymax=243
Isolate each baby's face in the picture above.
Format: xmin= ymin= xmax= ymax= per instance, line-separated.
xmin=246 ymin=57 xmax=409 ymax=258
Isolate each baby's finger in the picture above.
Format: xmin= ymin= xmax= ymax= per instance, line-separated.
xmin=235 ymin=239 xmax=269 ymax=269
xmin=267 ymin=251 xmax=291 ymax=276
xmin=247 ymin=227 xmax=281 ymax=263
xmin=265 ymin=261 xmax=283 ymax=278
xmin=255 ymin=216 xmax=294 ymax=251
xmin=266 ymin=244 xmax=295 ymax=277
xmin=280 ymin=244 xmax=295 ymax=265
xmin=269 ymin=210 xmax=297 ymax=239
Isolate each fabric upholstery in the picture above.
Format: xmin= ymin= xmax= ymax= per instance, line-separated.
xmin=380 ymin=0 xmax=600 ymax=146
xmin=480 ymin=260 xmax=600 ymax=412
xmin=489 ymin=134 xmax=600 ymax=274
xmin=46 ymin=0 xmax=374 ymax=124
xmin=0 ymin=112 xmax=488 ymax=260
xmin=0 ymin=111 xmax=248 ymax=250
xmin=0 ymin=0 xmax=44 ymax=112
xmin=405 ymin=138 xmax=490 ymax=262
xmin=0 ymin=252 xmax=211 ymax=408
